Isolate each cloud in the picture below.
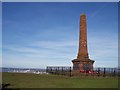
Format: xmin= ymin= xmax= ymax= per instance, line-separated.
xmin=30 ymin=40 xmax=78 ymax=50
xmin=88 ymin=36 xmax=118 ymax=68
xmin=3 ymin=40 xmax=78 ymax=61
xmin=3 ymin=40 xmax=75 ymax=68
xmin=2 ymin=24 xmax=118 ymax=68
xmin=3 ymin=26 xmax=118 ymax=68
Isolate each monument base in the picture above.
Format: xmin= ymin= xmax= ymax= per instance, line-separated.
xmin=72 ymin=59 xmax=94 ymax=72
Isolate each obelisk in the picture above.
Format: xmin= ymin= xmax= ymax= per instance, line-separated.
xmin=77 ymin=14 xmax=89 ymax=60
xmin=72 ymin=14 xmax=94 ymax=71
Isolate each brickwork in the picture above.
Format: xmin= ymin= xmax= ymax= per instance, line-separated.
xmin=72 ymin=14 xmax=95 ymax=71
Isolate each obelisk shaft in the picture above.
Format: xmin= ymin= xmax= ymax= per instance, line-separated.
xmin=77 ymin=14 xmax=89 ymax=60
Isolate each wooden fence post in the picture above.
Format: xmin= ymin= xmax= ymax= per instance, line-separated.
xmin=70 ymin=67 xmax=71 ymax=77
xmin=103 ymin=68 xmax=106 ymax=77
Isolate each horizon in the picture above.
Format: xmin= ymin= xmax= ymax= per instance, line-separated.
xmin=1 ymin=66 xmax=119 ymax=69
xmin=2 ymin=2 xmax=118 ymax=68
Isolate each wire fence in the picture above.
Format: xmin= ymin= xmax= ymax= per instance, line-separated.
xmin=46 ymin=66 xmax=120 ymax=77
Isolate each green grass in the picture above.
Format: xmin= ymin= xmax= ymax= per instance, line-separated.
xmin=2 ymin=72 xmax=118 ymax=88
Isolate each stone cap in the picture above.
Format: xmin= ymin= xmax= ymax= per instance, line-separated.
xmin=80 ymin=13 xmax=86 ymax=16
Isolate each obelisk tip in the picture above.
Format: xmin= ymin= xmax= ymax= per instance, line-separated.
xmin=80 ymin=13 xmax=86 ymax=16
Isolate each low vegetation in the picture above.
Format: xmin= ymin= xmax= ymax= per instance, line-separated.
xmin=2 ymin=72 xmax=118 ymax=88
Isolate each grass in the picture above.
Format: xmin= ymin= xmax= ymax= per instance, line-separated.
xmin=2 ymin=72 xmax=118 ymax=88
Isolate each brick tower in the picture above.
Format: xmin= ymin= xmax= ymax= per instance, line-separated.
xmin=72 ymin=14 xmax=94 ymax=71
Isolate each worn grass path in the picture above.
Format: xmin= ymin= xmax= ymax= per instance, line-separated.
xmin=2 ymin=72 xmax=118 ymax=88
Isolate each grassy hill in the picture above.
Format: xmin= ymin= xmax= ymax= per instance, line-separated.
xmin=2 ymin=72 xmax=118 ymax=88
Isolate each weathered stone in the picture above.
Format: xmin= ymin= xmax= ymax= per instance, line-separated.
xmin=72 ymin=14 xmax=95 ymax=71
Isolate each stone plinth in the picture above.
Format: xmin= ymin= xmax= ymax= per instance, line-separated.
xmin=72 ymin=59 xmax=94 ymax=71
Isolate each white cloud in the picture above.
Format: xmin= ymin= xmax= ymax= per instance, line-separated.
xmin=3 ymin=28 xmax=118 ymax=68
xmin=3 ymin=40 xmax=78 ymax=67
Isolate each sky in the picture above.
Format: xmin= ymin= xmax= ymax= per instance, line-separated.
xmin=2 ymin=2 xmax=118 ymax=69
xmin=1 ymin=0 xmax=120 ymax=2
xmin=0 ymin=2 xmax=1 ymax=68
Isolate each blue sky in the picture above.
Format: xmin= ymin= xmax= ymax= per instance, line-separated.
xmin=2 ymin=2 xmax=118 ymax=68
xmin=0 ymin=2 xmax=1 ymax=68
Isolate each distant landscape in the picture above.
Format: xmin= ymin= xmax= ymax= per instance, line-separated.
xmin=1 ymin=67 xmax=46 ymax=74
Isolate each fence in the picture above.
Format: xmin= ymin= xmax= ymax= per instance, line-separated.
xmin=46 ymin=66 xmax=72 ymax=77
xmin=46 ymin=66 xmax=120 ymax=77
xmin=93 ymin=67 xmax=119 ymax=77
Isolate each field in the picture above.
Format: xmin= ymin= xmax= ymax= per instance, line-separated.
xmin=2 ymin=72 xmax=118 ymax=88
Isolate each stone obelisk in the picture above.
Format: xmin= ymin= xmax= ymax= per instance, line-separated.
xmin=72 ymin=14 xmax=94 ymax=71
xmin=77 ymin=14 xmax=89 ymax=60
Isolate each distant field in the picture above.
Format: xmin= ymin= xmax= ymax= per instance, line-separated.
xmin=2 ymin=72 xmax=118 ymax=88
